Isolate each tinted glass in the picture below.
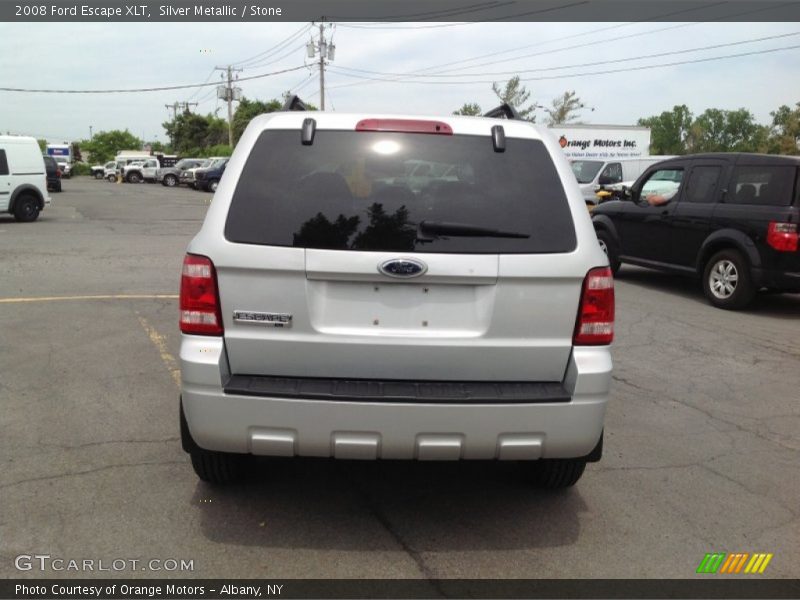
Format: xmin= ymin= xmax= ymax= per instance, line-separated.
xmin=600 ymin=163 xmax=622 ymax=184
xmin=0 ymin=150 xmax=8 ymax=176
xmin=728 ymin=166 xmax=795 ymax=206
xmin=226 ymin=130 xmax=576 ymax=254
xmin=640 ymin=168 xmax=684 ymax=199
xmin=685 ymin=166 xmax=721 ymax=203
xmin=571 ymin=160 xmax=604 ymax=184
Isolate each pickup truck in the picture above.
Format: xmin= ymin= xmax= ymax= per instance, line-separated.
xmin=124 ymin=158 xmax=160 ymax=183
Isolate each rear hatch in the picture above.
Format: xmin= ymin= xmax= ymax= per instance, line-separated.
xmin=216 ymin=119 xmax=583 ymax=382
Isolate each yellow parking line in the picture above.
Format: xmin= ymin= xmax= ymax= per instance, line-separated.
xmin=0 ymin=294 xmax=177 ymax=304
xmin=136 ymin=314 xmax=181 ymax=389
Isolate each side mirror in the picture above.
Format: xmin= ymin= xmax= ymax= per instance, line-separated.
xmin=598 ymin=175 xmax=614 ymax=186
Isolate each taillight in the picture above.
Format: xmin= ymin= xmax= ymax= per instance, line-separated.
xmin=180 ymin=254 xmax=223 ymax=336
xmin=355 ymin=119 xmax=453 ymax=135
xmin=573 ymin=267 xmax=615 ymax=346
xmin=766 ymin=222 xmax=798 ymax=252
xmin=56 ymin=169 xmax=62 ymax=178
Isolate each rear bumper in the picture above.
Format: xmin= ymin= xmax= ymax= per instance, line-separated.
xmin=180 ymin=336 xmax=612 ymax=460
xmin=752 ymin=267 xmax=800 ymax=291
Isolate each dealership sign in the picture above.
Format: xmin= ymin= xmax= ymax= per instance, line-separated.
xmin=548 ymin=126 xmax=651 ymax=159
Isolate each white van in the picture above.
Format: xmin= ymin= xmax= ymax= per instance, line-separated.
xmin=0 ymin=136 xmax=50 ymax=222
xmin=571 ymin=156 xmax=675 ymax=204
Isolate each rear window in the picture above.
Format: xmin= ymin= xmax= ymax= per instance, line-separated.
xmin=225 ymin=130 xmax=576 ymax=254
xmin=729 ymin=166 xmax=795 ymax=206
xmin=570 ymin=160 xmax=604 ymax=184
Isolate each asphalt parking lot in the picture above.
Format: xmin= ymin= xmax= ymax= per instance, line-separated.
xmin=1 ymin=178 xmax=798 ymax=580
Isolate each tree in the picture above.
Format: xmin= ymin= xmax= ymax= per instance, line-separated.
xmin=453 ymin=103 xmax=482 ymax=116
xmin=78 ymin=130 xmax=142 ymax=163
xmin=637 ymin=105 xmax=694 ymax=154
xmin=767 ymin=102 xmax=800 ymax=155
xmin=687 ymin=108 xmax=768 ymax=153
xmin=491 ymin=76 xmax=539 ymax=121
xmin=163 ymin=112 xmax=228 ymax=155
xmin=231 ymin=97 xmax=283 ymax=144
xmin=37 ymin=139 xmax=47 ymax=153
xmin=545 ymin=91 xmax=590 ymax=125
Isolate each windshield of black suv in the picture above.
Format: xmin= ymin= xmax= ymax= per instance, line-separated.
xmin=570 ymin=160 xmax=604 ymax=184
xmin=225 ymin=129 xmax=576 ymax=254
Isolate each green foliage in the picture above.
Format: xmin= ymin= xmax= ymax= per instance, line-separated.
xmin=766 ymin=102 xmax=800 ymax=155
xmin=453 ymin=103 xmax=482 ymax=116
xmin=78 ymin=130 xmax=143 ymax=163
xmin=637 ymin=105 xmax=694 ymax=155
xmin=71 ymin=163 xmax=91 ymax=176
xmin=163 ymin=112 xmax=228 ymax=155
xmin=201 ymin=145 xmax=233 ymax=157
xmin=37 ymin=139 xmax=47 ymax=153
xmin=687 ymin=108 xmax=768 ymax=153
xmin=545 ymin=91 xmax=590 ymax=125
xmin=232 ymin=97 xmax=282 ymax=144
xmin=491 ymin=76 xmax=539 ymax=121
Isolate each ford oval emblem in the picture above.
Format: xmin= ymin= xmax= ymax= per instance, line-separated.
xmin=378 ymin=258 xmax=428 ymax=278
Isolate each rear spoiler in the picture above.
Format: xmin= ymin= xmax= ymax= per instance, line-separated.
xmin=482 ymin=103 xmax=520 ymax=120
xmin=282 ymin=95 xmax=310 ymax=112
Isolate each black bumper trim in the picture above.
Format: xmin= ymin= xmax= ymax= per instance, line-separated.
xmin=224 ymin=375 xmax=570 ymax=404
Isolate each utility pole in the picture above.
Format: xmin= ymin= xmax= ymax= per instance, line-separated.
xmin=215 ymin=65 xmax=242 ymax=146
xmin=89 ymin=125 xmax=93 ymax=140
xmin=307 ymin=22 xmax=335 ymax=110
xmin=164 ymin=102 xmax=197 ymax=147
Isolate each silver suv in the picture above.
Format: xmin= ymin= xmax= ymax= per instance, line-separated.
xmin=178 ymin=100 xmax=614 ymax=488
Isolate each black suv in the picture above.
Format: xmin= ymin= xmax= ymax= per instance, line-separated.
xmin=42 ymin=155 xmax=61 ymax=193
xmin=592 ymin=153 xmax=799 ymax=309
xmin=194 ymin=158 xmax=229 ymax=193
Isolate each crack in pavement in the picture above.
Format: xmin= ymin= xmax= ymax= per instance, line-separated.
xmin=0 ymin=460 xmax=185 ymax=490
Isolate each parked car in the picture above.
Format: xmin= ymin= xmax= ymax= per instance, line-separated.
xmin=53 ymin=156 xmax=72 ymax=178
xmin=194 ymin=158 xmax=230 ymax=192
xmin=157 ymin=158 xmax=206 ymax=187
xmin=178 ymin=100 xmax=613 ymax=487
xmin=90 ymin=163 xmax=106 ymax=179
xmin=180 ymin=159 xmax=212 ymax=189
xmin=124 ymin=158 xmax=160 ymax=183
xmin=103 ymin=161 xmax=117 ymax=181
xmin=43 ymin=155 xmax=62 ymax=192
xmin=592 ymin=153 xmax=800 ymax=309
xmin=0 ymin=135 xmax=50 ymax=222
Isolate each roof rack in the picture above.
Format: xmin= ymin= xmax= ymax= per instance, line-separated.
xmin=282 ymin=95 xmax=310 ymax=112
xmin=482 ymin=103 xmax=520 ymax=120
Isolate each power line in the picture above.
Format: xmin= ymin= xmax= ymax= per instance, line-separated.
xmin=324 ymin=43 xmax=800 ymax=87
xmin=330 ymin=31 xmax=800 ymax=79
xmin=0 ymin=65 xmax=307 ymax=94
xmin=232 ymin=23 xmax=312 ymax=67
xmin=184 ymin=68 xmax=217 ymax=101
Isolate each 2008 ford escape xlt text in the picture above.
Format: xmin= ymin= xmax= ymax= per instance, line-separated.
xmin=178 ymin=98 xmax=614 ymax=489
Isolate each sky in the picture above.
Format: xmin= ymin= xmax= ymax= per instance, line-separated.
xmin=1 ymin=20 xmax=799 ymax=144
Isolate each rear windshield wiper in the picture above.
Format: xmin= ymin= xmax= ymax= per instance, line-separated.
xmin=418 ymin=220 xmax=530 ymax=239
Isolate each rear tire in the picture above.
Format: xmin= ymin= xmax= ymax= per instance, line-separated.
xmin=596 ymin=229 xmax=621 ymax=274
xmin=126 ymin=172 xmax=142 ymax=184
xmin=530 ymin=458 xmax=586 ymax=489
xmin=13 ymin=194 xmax=40 ymax=222
xmin=180 ymin=399 xmax=246 ymax=485
xmin=702 ymin=249 xmax=755 ymax=310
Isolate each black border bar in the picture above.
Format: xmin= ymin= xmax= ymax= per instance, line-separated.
xmin=4 ymin=579 xmax=800 ymax=599
xmin=3 ymin=1 xmax=800 ymax=22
